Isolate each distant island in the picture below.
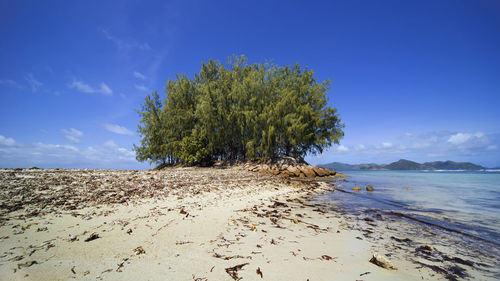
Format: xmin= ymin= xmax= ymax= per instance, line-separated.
xmin=319 ymin=159 xmax=486 ymax=171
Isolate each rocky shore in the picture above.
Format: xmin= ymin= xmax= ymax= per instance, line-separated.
xmin=0 ymin=167 xmax=483 ymax=280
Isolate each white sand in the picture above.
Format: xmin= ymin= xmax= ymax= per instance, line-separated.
xmin=0 ymin=168 xmax=476 ymax=280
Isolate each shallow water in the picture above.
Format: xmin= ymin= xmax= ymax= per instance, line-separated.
xmin=322 ymin=170 xmax=500 ymax=275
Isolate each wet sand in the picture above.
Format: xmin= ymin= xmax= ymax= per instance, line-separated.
xmin=0 ymin=167 xmax=491 ymax=280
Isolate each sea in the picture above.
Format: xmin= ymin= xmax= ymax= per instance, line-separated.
xmin=322 ymin=170 xmax=500 ymax=273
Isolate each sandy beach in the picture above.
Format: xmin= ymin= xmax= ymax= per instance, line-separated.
xmin=0 ymin=167 xmax=492 ymax=280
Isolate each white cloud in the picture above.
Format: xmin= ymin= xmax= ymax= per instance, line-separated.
xmin=0 ymin=135 xmax=16 ymax=146
xmin=354 ymin=144 xmax=366 ymax=151
xmin=336 ymin=145 xmax=349 ymax=152
xmin=448 ymin=133 xmax=473 ymax=145
xmin=133 ymin=71 xmax=147 ymax=80
xmin=69 ymin=80 xmax=94 ymax=93
xmin=61 ymin=128 xmax=83 ymax=143
xmin=135 ymin=84 xmax=148 ymax=92
xmin=25 ymin=73 xmax=42 ymax=93
xmin=35 ymin=142 xmax=78 ymax=152
xmin=0 ymin=140 xmax=144 ymax=169
xmin=382 ymin=142 xmax=393 ymax=148
xmin=103 ymin=124 xmax=134 ymax=136
xmin=487 ymin=145 xmax=498 ymax=151
xmin=99 ymin=83 xmax=113 ymax=95
xmin=447 ymin=132 xmax=488 ymax=147
xmin=69 ymin=80 xmax=113 ymax=95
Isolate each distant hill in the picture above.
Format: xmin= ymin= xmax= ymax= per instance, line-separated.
xmin=384 ymin=159 xmax=427 ymax=170
xmin=319 ymin=159 xmax=485 ymax=171
xmin=319 ymin=162 xmax=384 ymax=171
xmin=422 ymin=160 xmax=484 ymax=170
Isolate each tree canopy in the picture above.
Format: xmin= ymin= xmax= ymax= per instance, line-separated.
xmin=134 ymin=55 xmax=344 ymax=166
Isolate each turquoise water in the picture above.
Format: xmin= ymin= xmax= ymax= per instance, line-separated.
xmin=325 ymin=170 xmax=500 ymax=251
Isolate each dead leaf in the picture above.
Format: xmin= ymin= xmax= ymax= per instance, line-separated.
xmin=256 ymin=267 xmax=263 ymax=278
xmin=321 ymin=255 xmax=332 ymax=260
xmin=84 ymin=232 xmax=100 ymax=242
xmin=17 ymin=260 xmax=38 ymax=269
xmin=134 ymin=246 xmax=145 ymax=255
xmin=225 ymin=263 xmax=249 ymax=280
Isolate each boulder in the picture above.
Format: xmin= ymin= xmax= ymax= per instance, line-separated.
xmin=286 ymin=166 xmax=301 ymax=177
xmin=351 ymin=186 xmax=361 ymax=191
xmin=299 ymin=166 xmax=316 ymax=178
xmin=369 ymin=253 xmax=397 ymax=270
xmin=278 ymin=170 xmax=292 ymax=177
xmin=269 ymin=168 xmax=280 ymax=175
xmin=312 ymin=166 xmax=327 ymax=177
xmin=366 ymin=185 xmax=374 ymax=191
xmin=318 ymin=167 xmax=336 ymax=176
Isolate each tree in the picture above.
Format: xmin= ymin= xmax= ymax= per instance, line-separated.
xmin=134 ymin=91 xmax=168 ymax=165
xmin=135 ymin=55 xmax=344 ymax=167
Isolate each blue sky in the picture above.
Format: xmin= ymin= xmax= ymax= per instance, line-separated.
xmin=1 ymin=0 xmax=499 ymax=169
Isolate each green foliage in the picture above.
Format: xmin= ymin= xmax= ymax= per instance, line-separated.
xmin=135 ymin=55 xmax=344 ymax=166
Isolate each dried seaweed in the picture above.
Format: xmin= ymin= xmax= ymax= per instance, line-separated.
xmin=225 ymin=263 xmax=249 ymax=280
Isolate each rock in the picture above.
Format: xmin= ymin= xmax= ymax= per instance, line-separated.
xmin=319 ymin=167 xmax=336 ymax=176
xmin=278 ymin=170 xmax=292 ymax=177
xmin=269 ymin=168 xmax=280 ymax=175
xmin=366 ymin=185 xmax=374 ymax=191
xmin=351 ymin=186 xmax=361 ymax=191
xmin=286 ymin=166 xmax=301 ymax=177
xmin=248 ymin=166 xmax=259 ymax=172
xmin=299 ymin=166 xmax=316 ymax=178
xmin=369 ymin=253 xmax=397 ymax=270
xmin=312 ymin=166 xmax=327 ymax=177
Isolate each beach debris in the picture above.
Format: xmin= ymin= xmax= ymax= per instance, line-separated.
xmin=256 ymin=267 xmax=263 ymax=278
xmin=415 ymin=245 xmax=432 ymax=253
xmin=366 ymin=185 xmax=374 ymax=191
xmin=352 ymin=186 xmax=361 ymax=191
xmin=84 ymin=232 xmax=100 ymax=242
xmin=360 ymin=271 xmax=370 ymax=276
xmin=9 ymin=255 xmax=24 ymax=261
xmin=69 ymin=235 xmax=78 ymax=242
xmin=225 ymin=263 xmax=249 ymax=280
xmin=293 ymin=217 xmax=299 ymax=224
xmin=36 ymin=227 xmax=48 ymax=232
xmin=126 ymin=228 xmax=133 ymax=235
xmin=71 ymin=266 xmax=76 ymax=274
xmin=17 ymin=260 xmax=38 ymax=269
xmin=133 ymin=246 xmax=145 ymax=255
xmin=213 ymin=253 xmax=252 ymax=260
xmin=369 ymin=253 xmax=397 ymax=270
xmin=179 ymin=209 xmax=187 ymax=215
xmin=321 ymin=255 xmax=336 ymax=261
xmin=116 ymin=258 xmax=129 ymax=272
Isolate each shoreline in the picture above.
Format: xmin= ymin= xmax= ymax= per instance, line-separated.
xmin=0 ymin=168 xmax=494 ymax=280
